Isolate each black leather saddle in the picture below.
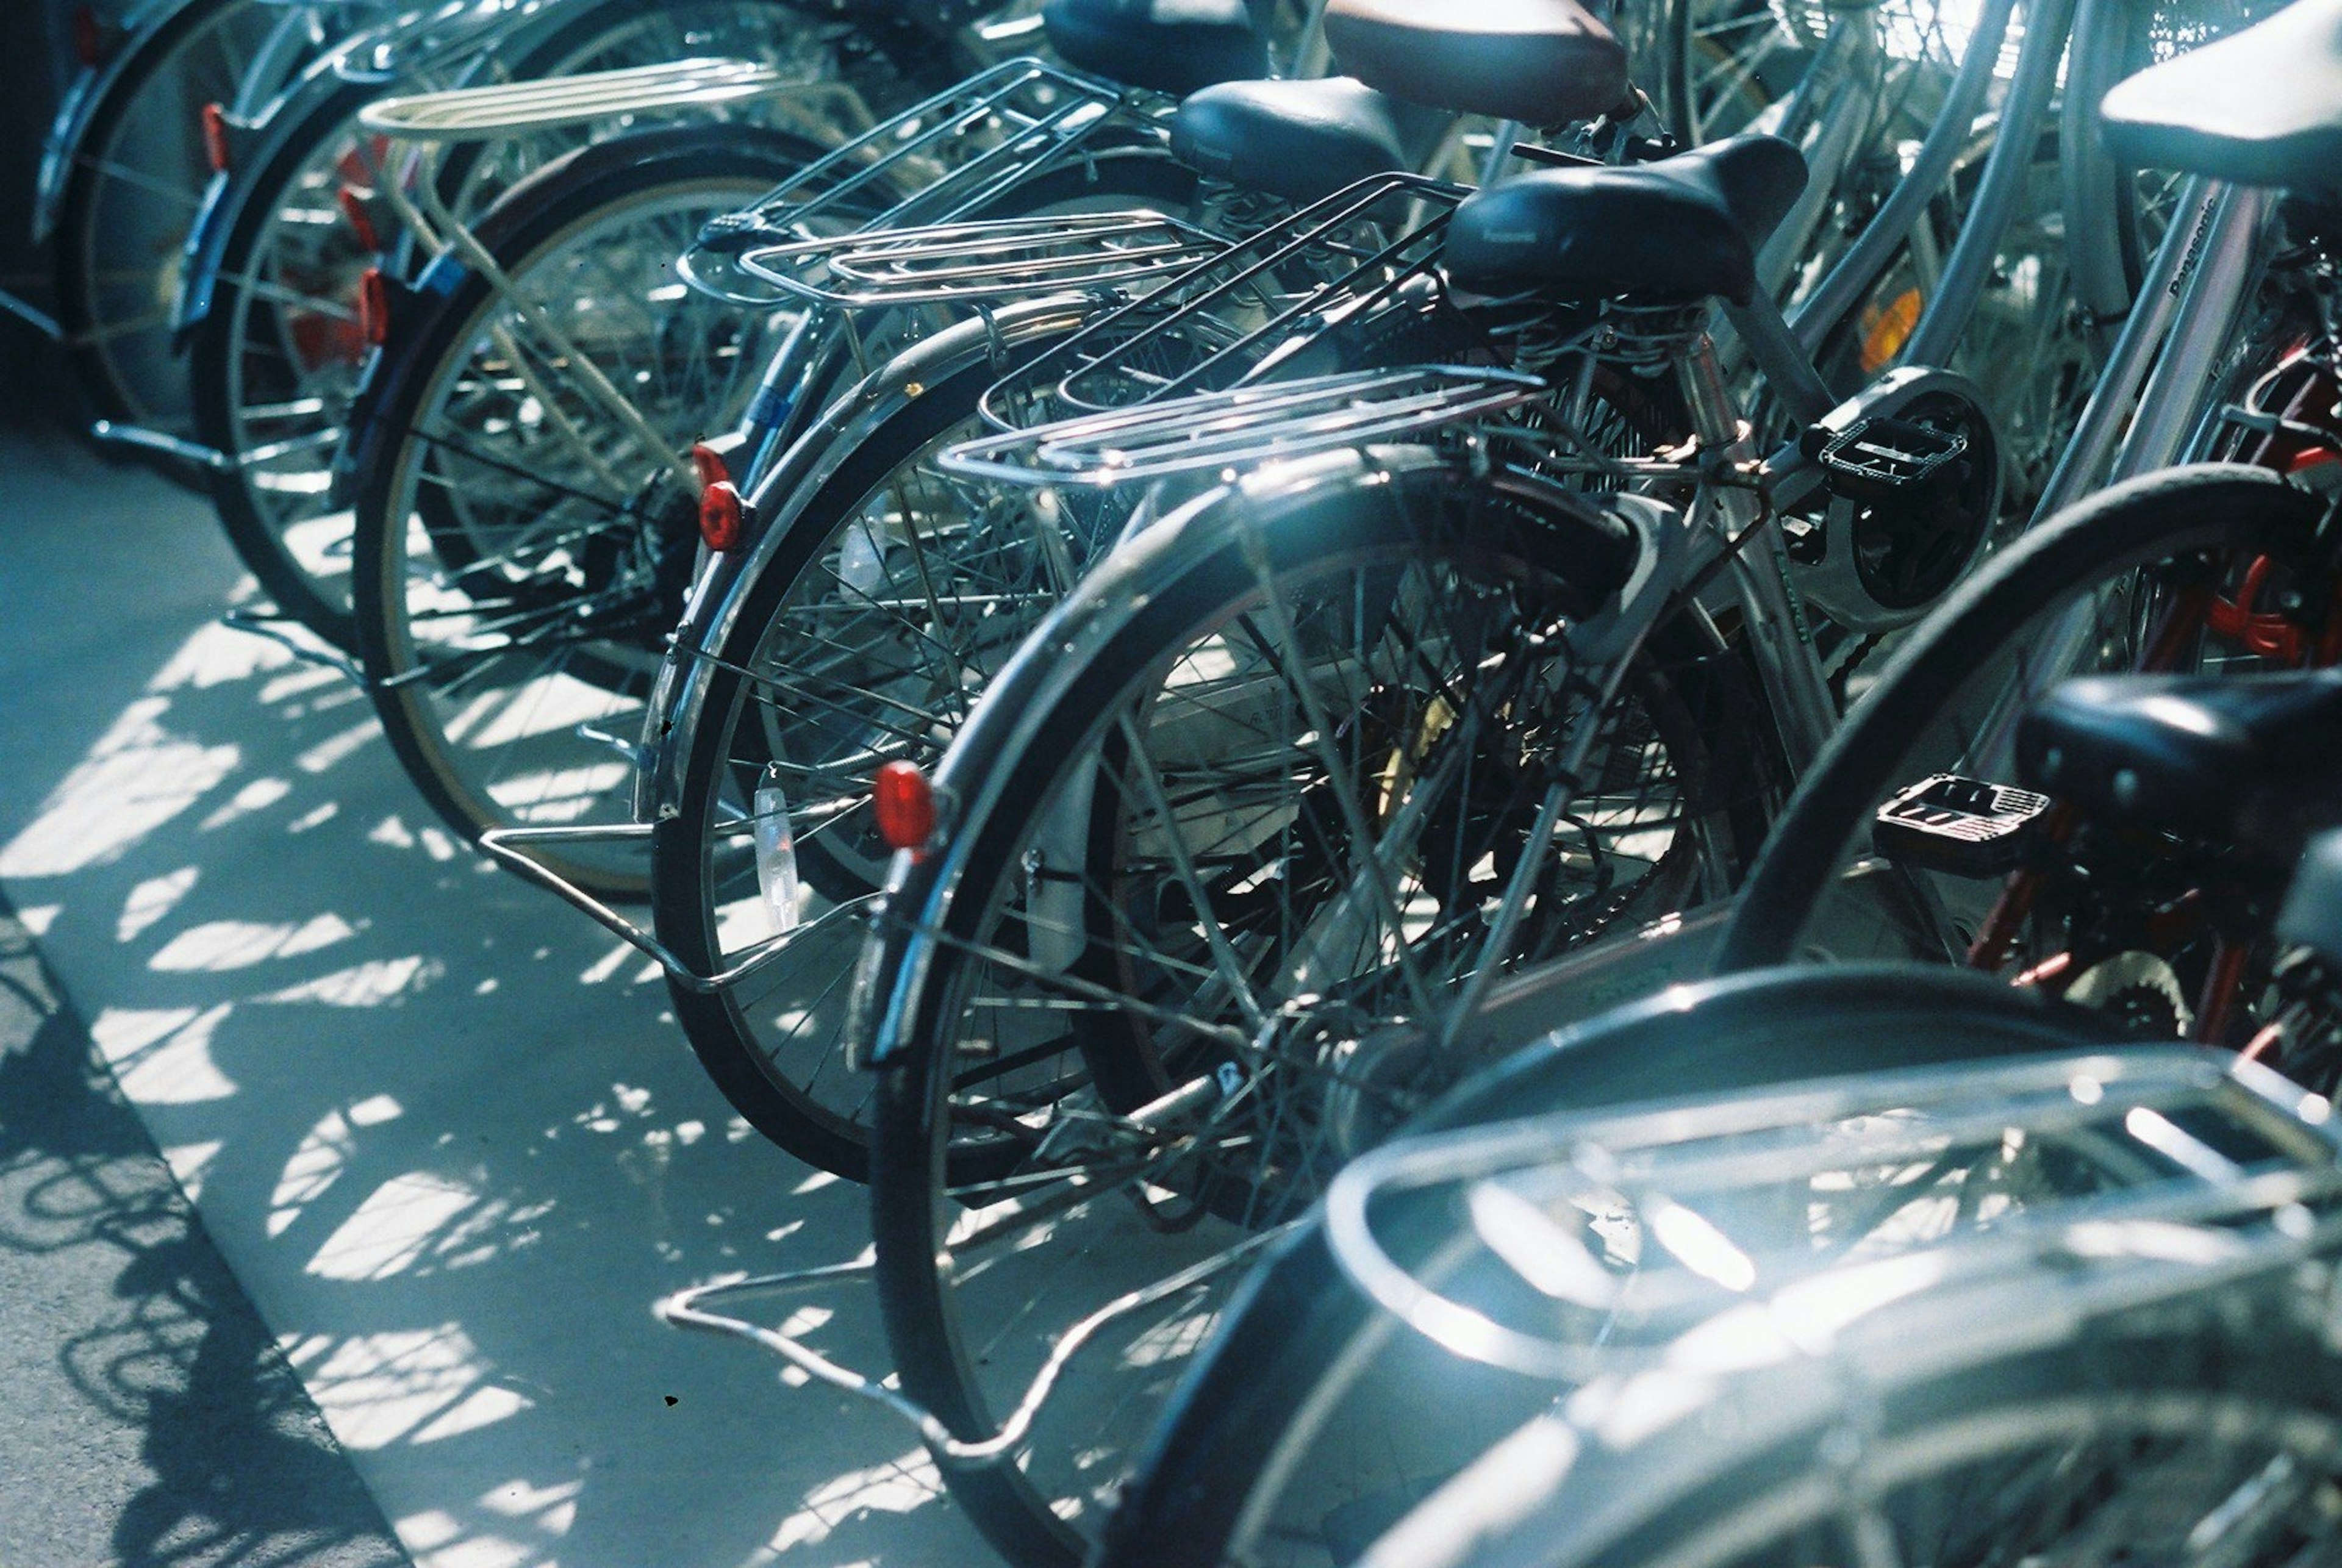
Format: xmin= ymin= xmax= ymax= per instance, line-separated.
xmin=2017 ymin=669 xmax=2342 ymax=856
xmin=2099 ymin=0 xmax=2342 ymax=193
xmin=1441 ymin=134 xmax=1808 ymax=306
xmin=1043 ymin=0 xmax=1270 ymax=98
xmin=1170 ymin=77 xmax=1448 ymax=205
xmin=1322 ymin=0 xmax=1630 ymax=127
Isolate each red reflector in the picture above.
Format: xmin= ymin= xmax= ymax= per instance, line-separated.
xmin=873 ymin=762 xmax=936 ymax=853
xmin=200 ymin=102 xmax=231 ymax=173
xmin=356 ymin=267 xmax=389 ymax=346
xmin=699 ymin=480 xmax=744 ymax=551
xmin=337 ymin=185 xmax=380 ymax=251
xmin=71 ymin=5 xmax=107 ymax=66
xmin=689 ymin=441 xmax=730 ymax=490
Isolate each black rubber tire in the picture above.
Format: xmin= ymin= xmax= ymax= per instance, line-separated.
xmin=184 ymin=0 xmax=826 ymax=647
xmin=348 ymin=126 xmax=820 ymax=897
xmin=1711 ymin=463 xmax=2327 ymax=976
xmin=646 ymin=151 xmax=1200 ymax=1180
xmin=51 ymin=0 xmax=290 ymax=432
xmin=1090 ymin=965 xmax=2129 ymax=1568
xmin=861 ymin=456 xmax=1713 ymax=1568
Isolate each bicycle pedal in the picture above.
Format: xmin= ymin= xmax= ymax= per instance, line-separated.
xmin=1872 ymin=773 xmax=2051 ymax=877
xmin=1815 ymin=417 xmax=1969 ymax=504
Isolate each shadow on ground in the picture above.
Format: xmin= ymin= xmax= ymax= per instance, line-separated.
xmin=0 ymin=900 xmax=408 ymax=1568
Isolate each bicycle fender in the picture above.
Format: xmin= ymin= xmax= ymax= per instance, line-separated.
xmin=31 ymin=0 xmax=206 ymax=242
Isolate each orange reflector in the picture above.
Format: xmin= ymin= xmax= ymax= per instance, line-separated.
xmin=690 ymin=440 xmax=731 ymax=490
xmin=1858 ymin=286 xmax=1922 ymax=376
xmin=71 ymin=5 xmax=108 ymax=66
xmin=873 ymin=762 xmax=937 ymax=853
xmin=200 ymin=102 xmax=231 ymax=173
xmin=356 ymin=266 xmax=389 ymax=347
xmin=337 ymin=185 xmax=380 ymax=250
xmin=699 ymin=480 xmax=745 ymax=551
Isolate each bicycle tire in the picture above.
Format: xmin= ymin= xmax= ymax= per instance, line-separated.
xmin=1711 ymin=462 xmax=2327 ymax=975
xmin=861 ymin=451 xmax=1746 ymax=1566
xmin=349 ymin=125 xmax=822 ymax=894
xmin=1090 ymin=964 xmax=2121 ymax=1568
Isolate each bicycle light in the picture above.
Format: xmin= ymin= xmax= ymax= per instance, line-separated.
xmin=874 ymin=762 xmax=937 ymax=854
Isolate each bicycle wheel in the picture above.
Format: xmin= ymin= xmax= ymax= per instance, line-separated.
xmin=51 ymin=0 xmax=312 ymax=431
xmin=351 ymin=127 xmax=820 ymax=895
xmin=646 ymin=159 xmax=1202 ymax=1177
xmin=1090 ymin=965 xmax=2113 ymax=1568
xmin=1366 ymin=1321 xmax=2342 ymax=1568
xmin=1713 ymin=463 xmax=2329 ymax=975
xmin=861 ymin=451 xmax=1755 ymax=1566
xmin=188 ymin=0 xmax=850 ymax=645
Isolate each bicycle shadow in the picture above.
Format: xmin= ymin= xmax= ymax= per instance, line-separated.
xmin=0 ymin=427 xmax=989 ymax=1566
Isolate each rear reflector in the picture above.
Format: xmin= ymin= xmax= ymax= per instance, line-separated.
xmin=201 ymin=102 xmax=231 ymax=173
xmin=72 ymin=5 xmax=110 ymax=66
xmin=698 ymin=480 xmax=745 ymax=551
xmin=357 ymin=267 xmax=390 ymax=347
xmin=338 ymin=185 xmax=380 ymax=251
xmin=873 ymin=762 xmax=937 ymax=853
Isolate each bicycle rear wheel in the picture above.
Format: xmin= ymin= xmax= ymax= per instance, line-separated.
xmin=862 ymin=452 xmax=1750 ymax=1565
xmin=351 ymin=128 xmax=816 ymax=895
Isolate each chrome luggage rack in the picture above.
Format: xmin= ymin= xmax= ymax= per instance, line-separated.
xmin=729 ymin=210 xmax=1226 ymax=309
xmin=1322 ymin=1047 xmax=2342 ymax=1382
xmin=941 ymin=363 xmax=1549 ymax=487
xmin=357 ymin=55 xmax=802 ymax=141
xmin=961 ymin=170 xmax=1476 ymax=431
xmin=681 ymin=58 xmax=1163 ymax=307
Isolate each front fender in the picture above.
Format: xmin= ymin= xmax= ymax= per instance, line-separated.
xmin=634 ymin=292 xmax=1104 ymax=822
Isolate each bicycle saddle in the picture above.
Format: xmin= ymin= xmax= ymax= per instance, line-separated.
xmin=2017 ymin=669 xmax=2342 ymax=855
xmin=2099 ymin=0 xmax=2342 ymax=192
xmin=1170 ymin=77 xmax=1449 ymax=205
xmin=1442 ymin=134 xmax=1808 ymax=305
xmin=2279 ymin=828 xmax=2342 ymax=964
xmin=1043 ymin=0 xmax=1270 ymax=98
xmin=1323 ymin=0 xmax=1630 ymax=127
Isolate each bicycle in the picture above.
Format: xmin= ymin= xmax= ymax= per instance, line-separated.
xmin=826 ymin=0 xmax=2296 ymax=1551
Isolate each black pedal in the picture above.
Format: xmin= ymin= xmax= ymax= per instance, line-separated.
xmin=1872 ymin=773 xmax=2052 ymax=877
xmin=1816 ymin=417 xmax=1969 ymax=504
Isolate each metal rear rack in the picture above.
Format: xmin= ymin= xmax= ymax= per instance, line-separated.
xmin=680 ymin=59 xmax=1157 ymax=306
xmin=941 ymin=364 xmax=1549 ymax=487
xmin=358 ymin=56 xmax=801 ymax=141
xmin=732 ymin=210 xmax=1225 ymax=309
xmin=969 ymin=170 xmax=1473 ymax=434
